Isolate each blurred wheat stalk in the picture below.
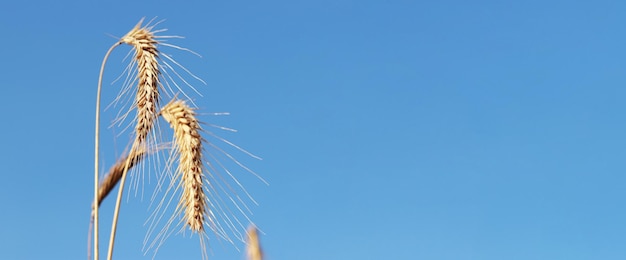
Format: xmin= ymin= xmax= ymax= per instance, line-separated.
xmin=91 ymin=18 xmax=264 ymax=260
xmin=246 ymin=226 xmax=264 ymax=260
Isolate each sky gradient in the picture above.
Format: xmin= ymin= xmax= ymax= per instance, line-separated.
xmin=2 ymin=1 xmax=626 ymax=259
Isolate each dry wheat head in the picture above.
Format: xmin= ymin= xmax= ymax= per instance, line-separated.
xmin=120 ymin=19 xmax=160 ymax=145
xmin=160 ymin=98 xmax=208 ymax=233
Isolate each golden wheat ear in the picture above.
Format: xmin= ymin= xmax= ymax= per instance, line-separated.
xmin=246 ymin=226 xmax=264 ymax=260
xmin=160 ymin=98 xmax=208 ymax=233
xmin=120 ymin=18 xmax=161 ymax=146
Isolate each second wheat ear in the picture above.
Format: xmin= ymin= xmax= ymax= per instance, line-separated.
xmin=160 ymin=99 xmax=209 ymax=233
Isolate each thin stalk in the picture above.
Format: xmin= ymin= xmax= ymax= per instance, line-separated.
xmin=94 ymin=41 xmax=121 ymax=260
xmin=107 ymin=144 xmax=137 ymax=260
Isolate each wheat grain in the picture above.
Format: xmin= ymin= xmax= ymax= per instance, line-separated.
xmin=160 ymin=98 xmax=208 ymax=232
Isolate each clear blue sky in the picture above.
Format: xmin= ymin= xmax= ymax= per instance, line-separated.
xmin=2 ymin=1 xmax=626 ymax=259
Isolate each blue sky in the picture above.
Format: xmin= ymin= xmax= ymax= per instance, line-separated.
xmin=2 ymin=1 xmax=626 ymax=259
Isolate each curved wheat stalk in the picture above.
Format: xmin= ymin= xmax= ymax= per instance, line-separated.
xmin=93 ymin=39 xmax=123 ymax=260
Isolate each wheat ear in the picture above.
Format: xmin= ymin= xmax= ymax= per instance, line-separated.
xmin=121 ymin=18 xmax=160 ymax=145
xmin=160 ymin=99 xmax=208 ymax=233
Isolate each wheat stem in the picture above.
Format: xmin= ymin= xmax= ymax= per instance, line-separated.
xmin=106 ymin=145 xmax=136 ymax=260
xmin=89 ymin=148 xmax=143 ymax=260
xmin=93 ymin=41 xmax=122 ymax=260
xmin=88 ymin=149 xmax=144 ymax=260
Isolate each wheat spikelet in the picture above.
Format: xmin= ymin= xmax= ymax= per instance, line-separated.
xmin=160 ymin=98 xmax=208 ymax=233
xmin=120 ymin=19 xmax=160 ymax=145
xmin=246 ymin=226 xmax=263 ymax=260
